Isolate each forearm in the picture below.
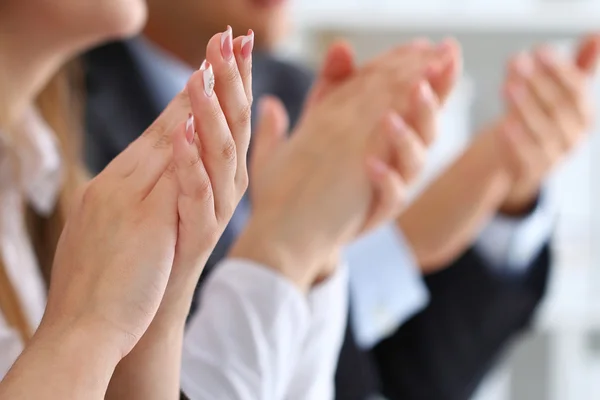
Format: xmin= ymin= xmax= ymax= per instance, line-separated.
xmin=106 ymin=280 xmax=195 ymax=400
xmin=0 ymin=320 xmax=120 ymax=399
xmin=398 ymin=129 xmax=514 ymax=272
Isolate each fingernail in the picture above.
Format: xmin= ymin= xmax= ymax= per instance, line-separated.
xmin=515 ymin=53 xmax=534 ymax=77
xmin=242 ymin=29 xmax=255 ymax=59
xmin=185 ymin=114 xmax=195 ymax=144
xmin=200 ymin=60 xmax=215 ymax=97
xmin=389 ymin=113 xmax=407 ymax=134
xmin=367 ymin=157 xmax=388 ymax=178
xmin=419 ymin=81 xmax=435 ymax=103
xmin=221 ymin=25 xmax=233 ymax=61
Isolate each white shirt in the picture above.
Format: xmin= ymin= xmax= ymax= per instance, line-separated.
xmin=181 ymin=259 xmax=348 ymax=400
xmin=0 ymin=109 xmax=62 ymax=377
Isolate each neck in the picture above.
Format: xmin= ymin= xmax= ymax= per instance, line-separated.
xmin=143 ymin=21 xmax=212 ymax=70
xmin=0 ymin=14 xmax=69 ymax=127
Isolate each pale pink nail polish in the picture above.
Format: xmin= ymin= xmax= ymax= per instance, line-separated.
xmin=185 ymin=114 xmax=195 ymax=144
xmin=200 ymin=60 xmax=215 ymax=97
xmin=221 ymin=25 xmax=233 ymax=61
xmin=241 ymin=30 xmax=255 ymax=59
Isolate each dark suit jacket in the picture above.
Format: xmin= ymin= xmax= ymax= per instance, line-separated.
xmin=83 ymin=40 xmax=551 ymax=400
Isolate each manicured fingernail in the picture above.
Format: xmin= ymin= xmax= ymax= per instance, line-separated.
xmin=200 ymin=60 xmax=215 ymax=97
xmin=242 ymin=29 xmax=255 ymax=59
xmin=419 ymin=81 xmax=434 ymax=103
xmin=515 ymin=53 xmax=534 ymax=77
xmin=221 ymin=25 xmax=233 ymax=61
xmin=185 ymin=114 xmax=195 ymax=144
xmin=367 ymin=157 xmax=388 ymax=178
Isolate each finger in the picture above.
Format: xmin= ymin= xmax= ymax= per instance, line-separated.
xmin=173 ymin=115 xmax=221 ymax=260
xmin=233 ymin=29 xmax=255 ymax=104
xmin=532 ymin=48 xmax=591 ymax=133
xmin=426 ymin=38 xmax=462 ymax=105
xmin=187 ymin=62 xmax=237 ymax=219
xmin=384 ymin=112 xmax=427 ymax=184
xmin=250 ymin=96 xmax=289 ymax=185
xmin=498 ymin=117 xmax=546 ymax=180
xmin=404 ymin=80 xmax=439 ymax=146
xmin=361 ymin=157 xmax=406 ymax=233
xmin=518 ymin=51 xmax=565 ymax=121
xmin=206 ymin=27 xmax=251 ymax=183
xmin=115 ymin=90 xmax=191 ymax=199
xmin=306 ymin=40 xmax=356 ymax=107
xmin=505 ymin=80 xmax=562 ymax=161
xmin=575 ymin=34 xmax=600 ymax=75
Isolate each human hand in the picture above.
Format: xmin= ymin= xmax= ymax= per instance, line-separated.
xmin=39 ymin=28 xmax=253 ymax=360
xmin=495 ymin=34 xmax=600 ymax=215
xmin=229 ymin=40 xmax=462 ymax=290
xmin=155 ymin=27 xmax=253 ymax=318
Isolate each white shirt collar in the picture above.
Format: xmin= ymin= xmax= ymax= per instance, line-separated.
xmin=127 ymin=37 xmax=195 ymax=111
xmin=0 ymin=108 xmax=63 ymax=215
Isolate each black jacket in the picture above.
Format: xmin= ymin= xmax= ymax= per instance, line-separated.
xmin=83 ymin=40 xmax=551 ymax=400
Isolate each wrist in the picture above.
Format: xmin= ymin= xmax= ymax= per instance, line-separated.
xmin=499 ymin=184 xmax=539 ymax=216
xmin=31 ymin=316 xmax=122 ymax=391
xmin=229 ymin=218 xmax=319 ymax=293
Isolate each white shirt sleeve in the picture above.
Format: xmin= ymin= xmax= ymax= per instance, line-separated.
xmin=181 ymin=259 xmax=350 ymax=400
xmin=285 ymin=265 xmax=349 ymax=400
xmin=180 ymin=259 xmax=310 ymax=400
xmin=344 ymin=223 xmax=429 ymax=350
xmin=475 ymin=192 xmax=555 ymax=273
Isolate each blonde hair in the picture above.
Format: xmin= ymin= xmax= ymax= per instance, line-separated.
xmin=0 ymin=62 xmax=87 ymax=343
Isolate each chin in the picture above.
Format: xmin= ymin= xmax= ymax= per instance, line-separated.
xmin=103 ymin=1 xmax=148 ymax=40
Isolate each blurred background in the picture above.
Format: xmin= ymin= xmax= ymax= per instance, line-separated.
xmin=277 ymin=1 xmax=600 ymax=399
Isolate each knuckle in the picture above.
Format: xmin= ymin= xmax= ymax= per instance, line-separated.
xmin=187 ymin=152 xmax=203 ymax=168
xmin=81 ymin=181 xmax=102 ymax=207
xmin=162 ymin=163 xmax=177 ymax=181
xmin=192 ymin=176 xmax=213 ymax=202
xmin=236 ymin=103 xmax=252 ymax=128
xmin=221 ymin=138 xmax=237 ymax=163
xmin=209 ymin=100 xmax=224 ymax=121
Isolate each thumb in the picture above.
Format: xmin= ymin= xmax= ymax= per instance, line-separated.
xmin=250 ymin=96 xmax=289 ymax=188
xmin=575 ymin=34 xmax=600 ymax=75
xmin=306 ymin=40 xmax=357 ymax=107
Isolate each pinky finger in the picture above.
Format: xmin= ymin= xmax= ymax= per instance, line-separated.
xmin=361 ymin=157 xmax=406 ymax=234
xmin=174 ymin=115 xmax=215 ymax=218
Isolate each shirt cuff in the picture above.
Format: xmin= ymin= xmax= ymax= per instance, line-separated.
xmin=344 ymin=223 xmax=429 ymax=350
xmin=181 ymin=259 xmax=311 ymax=400
xmin=285 ymin=265 xmax=349 ymax=400
xmin=475 ymin=191 xmax=555 ymax=274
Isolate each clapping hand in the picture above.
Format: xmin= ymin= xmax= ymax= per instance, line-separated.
xmin=231 ymin=39 xmax=462 ymax=290
xmin=496 ymin=34 xmax=600 ymax=215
